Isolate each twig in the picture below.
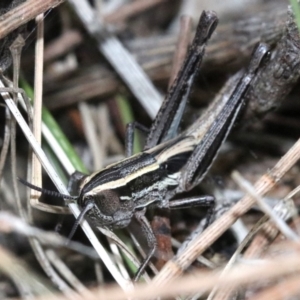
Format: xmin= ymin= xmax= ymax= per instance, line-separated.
xmin=152 ymin=138 xmax=300 ymax=287
xmin=68 ymin=0 xmax=162 ymax=119
xmin=0 ymin=0 xmax=64 ymax=40
xmin=172 ymin=238 xmax=216 ymax=269
xmin=44 ymin=5 xmax=286 ymax=110
xmin=209 ymin=197 xmax=297 ymax=300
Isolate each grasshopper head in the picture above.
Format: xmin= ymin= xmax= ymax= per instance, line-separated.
xmin=81 ymin=189 xmax=135 ymax=229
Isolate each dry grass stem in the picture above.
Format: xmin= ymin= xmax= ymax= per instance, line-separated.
xmin=69 ymin=0 xmax=163 ymax=119
xmin=153 ymin=138 xmax=300 ymax=286
xmin=232 ymin=171 xmax=299 ymax=241
xmin=0 ymin=245 xmax=54 ymax=296
xmin=23 ymin=250 xmax=300 ymax=300
xmin=9 ymin=37 xmax=25 ymax=206
xmin=0 ymin=212 xmax=98 ymax=257
xmin=79 ymin=102 xmax=104 ymax=170
xmin=31 ymin=13 xmax=44 ymax=197
xmin=1 ymin=82 xmax=132 ymax=290
xmin=247 ymin=275 xmax=300 ymax=300
xmin=46 ymin=249 xmax=93 ymax=296
xmin=210 ymin=197 xmax=297 ymax=300
xmin=0 ymin=1 xmax=299 ymax=298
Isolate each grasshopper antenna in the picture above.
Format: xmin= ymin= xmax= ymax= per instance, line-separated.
xmin=18 ymin=177 xmax=78 ymax=201
xmin=19 ymin=177 xmax=90 ymax=241
xmin=67 ymin=202 xmax=94 ymax=241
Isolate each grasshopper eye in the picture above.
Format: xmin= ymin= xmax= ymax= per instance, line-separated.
xmin=94 ymin=190 xmax=120 ymax=216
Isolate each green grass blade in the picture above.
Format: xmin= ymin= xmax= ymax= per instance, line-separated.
xmin=21 ymin=79 xmax=87 ymax=174
xmin=290 ymin=0 xmax=300 ymax=32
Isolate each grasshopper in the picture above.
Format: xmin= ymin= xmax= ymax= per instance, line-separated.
xmin=20 ymin=11 xmax=270 ymax=281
